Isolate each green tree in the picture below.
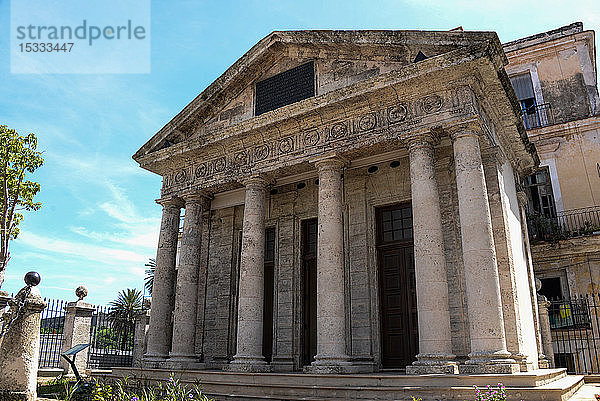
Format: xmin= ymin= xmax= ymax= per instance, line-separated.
xmin=108 ymin=288 xmax=143 ymax=350
xmin=144 ymin=258 xmax=155 ymax=296
xmin=0 ymin=125 xmax=44 ymax=288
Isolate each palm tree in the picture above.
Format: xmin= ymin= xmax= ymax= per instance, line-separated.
xmin=108 ymin=288 xmax=143 ymax=350
xmin=144 ymin=258 xmax=155 ymax=296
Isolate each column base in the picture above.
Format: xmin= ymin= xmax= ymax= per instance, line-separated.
xmin=165 ymin=354 xmax=204 ymax=370
xmin=141 ymin=354 xmax=168 ymax=369
xmin=406 ymin=353 xmax=459 ymax=375
xmin=225 ymin=355 xmax=270 ymax=372
xmin=459 ymin=350 xmax=519 ymax=374
xmin=304 ymin=354 xmax=371 ymax=374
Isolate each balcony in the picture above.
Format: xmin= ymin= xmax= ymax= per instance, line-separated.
xmin=521 ymin=103 xmax=554 ymax=129
xmin=527 ymin=206 xmax=600 ymax=242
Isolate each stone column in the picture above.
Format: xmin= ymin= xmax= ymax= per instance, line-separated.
xmin=229 ymin=176 xmax=269 ymax=371
xmin=0 ymin=285 xmax=46 ymax=401
xmin=170 ymin=192 xmax=210 ymax=367
xmin=404 ymin=133 xmax=458 ymax=375
xmin=144 ymin=197 xmax=182 ymax=364
xmin=133 ymin=308 xmax=150 ymax=368
xmin=309 ymin=156 xmax=351 ymax=373
xmin=518 ymin=191 xmax=549 ymax=369
xmin=537 ymin=294 xmax=555 ymax=368
xmin=60 ymin=298 xmax=94 ymax=376
xmin=450 ymin=128 xmax=518 ymax=374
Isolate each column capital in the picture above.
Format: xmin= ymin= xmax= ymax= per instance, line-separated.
xmin=312 ymin=155 xmax=347 ymax=172
xmin=155 ymin=196 xmax=184 ymax=209
xmin=181 ymin=191 xmax=212 ymax=208
xmin=444 ymin=118 xmax=483 ymax=142
xmin=240 ymin=175 xmax=269 ymax=189
xmin=403 ymin=130 xmax=440 ymax=152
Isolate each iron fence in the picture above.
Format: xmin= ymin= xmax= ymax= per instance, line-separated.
xmin=550 ymin=294 xmax=600 ymax=374
xmin=521 ymin=103 xmax=554 ymax=129
xmin=527 ymin=206 xmax=600 ymax=242
xmin=39 ymin=298 xmax=67 ymax=368
xmin=87 ymin=304 xmax=135 ymax=369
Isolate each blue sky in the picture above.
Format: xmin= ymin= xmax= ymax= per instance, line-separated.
xmin=1 ymin=0 xmax=599 ymax=305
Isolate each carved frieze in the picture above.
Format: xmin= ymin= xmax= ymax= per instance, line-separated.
xmin=161 ymin=89 xmax=477 ymax=194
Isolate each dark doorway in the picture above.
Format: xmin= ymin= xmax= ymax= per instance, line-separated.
xmin=376 ymin=204 xmax=418 ymax=369
xmin=263 ymin=227 xmax=275 ymax=363
xmin=302 ymin=219 xmax=318 ymax=366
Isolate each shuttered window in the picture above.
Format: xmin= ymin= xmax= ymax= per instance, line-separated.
xmin=510 ymin=73 xmax=535 ymax=101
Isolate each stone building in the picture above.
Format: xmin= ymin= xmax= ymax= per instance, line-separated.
xmin=125 ymin=28 xmax=583 ymax=399
xmin=504 ymin=22 xmax=600 ymax=374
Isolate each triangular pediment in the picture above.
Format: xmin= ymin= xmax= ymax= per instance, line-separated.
xmin=134 ymin=29 xmax=500 ymax=162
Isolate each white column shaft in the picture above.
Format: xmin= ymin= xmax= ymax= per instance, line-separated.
xmin=314 ymin=159 xmax=349 ymax=364
xmin=408 ymin=137 xmax=455 ymax=365
xmin=232 ymin=177 xmax=267 ymax=365
xmin=171 ymin=195 xmax=207 ymax=360
xmin=452 ymin=131 xmax=511 ymax=362
xmin=145 ymin=200 xmax=180 ymax=359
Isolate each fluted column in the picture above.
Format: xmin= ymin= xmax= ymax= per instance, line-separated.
xmin=451 ymin=127 xmax=518 ymax=374
xmin=170 ymin=192 xmax=210 ymax=365
xmin=229 ymin=176 xmax=268 ymax=371
xmin=309 ymin=156 xmax=351 ymax=373
xmin=144 ymin=197 xmax=182 ymax=363
xmin=404 ymin=132 xmax=458 ymax=375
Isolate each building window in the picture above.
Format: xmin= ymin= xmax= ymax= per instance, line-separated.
xmin=539 ymin=276 xmax=564 ymax=300
xmin=509 ymin=72 xmax=551 ymax=129
xmin=255 ymin=62 xmax=315 ymax=116
xmin=524 ymin=167 xmax=557 ymax=219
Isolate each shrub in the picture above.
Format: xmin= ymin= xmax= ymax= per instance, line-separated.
xmin=474 ymin=383 xmax=507 ymax=401
xmin=92 ymin=374 xmax=213 ymax=401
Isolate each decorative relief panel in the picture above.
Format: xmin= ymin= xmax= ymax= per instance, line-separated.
xmin=162 ymin=89 xmax=475 ymax=193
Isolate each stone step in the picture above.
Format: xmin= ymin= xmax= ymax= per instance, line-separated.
xmin=101 ymin=368 xmax=582 ymax=401
xmin=109 ymin=367 xmax=567 ymax=388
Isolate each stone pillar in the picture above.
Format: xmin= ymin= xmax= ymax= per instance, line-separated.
xmin=404 ymin=133 xmax=458 ymax=375
xmin=0 ymin=285 xmax=46 ymax=401
xmin=229 ymin=176 xmax=269 ymax=371
xmin=309 ymin=156 xmax=351 ymax=373
xmin=60 ymin=299 xmax=94 ymax=376
xmin=133 ymin=309 xmax=150 ymax=368
xmin=537 ymin=295 xmax=555 ymax=368
xmin=144 ymin=197 xmax=182 ymax=364
xmin=518 ymin=191 xmax=549 ymax=369
xmin=450 ymin=128 xmax=518 ymax=374
xmin=170 ymin=192 xmax=210 ymax=367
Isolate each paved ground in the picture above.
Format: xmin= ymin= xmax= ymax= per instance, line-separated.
xmin=570 ymin=382 xmax=600 ymax=400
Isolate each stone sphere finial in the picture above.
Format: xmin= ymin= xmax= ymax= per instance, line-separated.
xmin=535 ymin=278 xmax=542 ymax=292
xmin=75 ymin=285 xmax=88 ymax=300
xmin=24 ymin=271 xmax=41 ymax=287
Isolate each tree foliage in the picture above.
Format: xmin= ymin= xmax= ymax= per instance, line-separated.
xmin=108 ymin=288 xmax=143 ymax=350
xmin=144 ymin=258 xmax=155 ymax=296
xmin=0 ymin=125 xmax=44 ymax=288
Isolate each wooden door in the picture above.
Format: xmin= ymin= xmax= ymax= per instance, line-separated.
xmin=376 ymin=204 xmax=418 ymax=369
xmin=302 ymin=219 xmax=318 ymax=366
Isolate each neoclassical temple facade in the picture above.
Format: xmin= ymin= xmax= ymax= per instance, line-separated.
xmin=133 ymin=30 xmax=545 ymax=375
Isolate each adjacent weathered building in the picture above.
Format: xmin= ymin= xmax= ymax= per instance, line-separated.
xmin=504 ymin=22 xmax=600 ymax=375
xmin=132 ymin=28 xmax=545 ymax=377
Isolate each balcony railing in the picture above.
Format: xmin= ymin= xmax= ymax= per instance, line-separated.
xmin=527 ymin=206 xmax=600 ymax=242
xmin=521 ymin=103 xmax=554 ymax=129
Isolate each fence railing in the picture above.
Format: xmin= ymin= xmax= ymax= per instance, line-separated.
xmin=527 ymin=206 xmax=600 ymax=242
xmin=39 ymin=298 xmax=67 ymax=368
xmin=521 ymin=103 xmax=554 ymax=129
xmin=550 ymin=294 xmax=600 ymax=374
xmin=88 ymin=305 xmax=135 ymax=369
xmin=37 ymin=298 xmax=138 ymax=370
